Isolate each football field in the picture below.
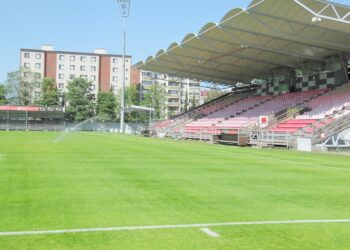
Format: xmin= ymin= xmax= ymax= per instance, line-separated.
xmin=0 ymin=132 xmax=349 ymax=249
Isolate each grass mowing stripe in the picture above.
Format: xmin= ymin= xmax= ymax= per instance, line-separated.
xmin=1 ymin=220 xmax=350 ymax=237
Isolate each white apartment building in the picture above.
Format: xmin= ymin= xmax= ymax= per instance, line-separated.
xmin=20 ymin=45 xmax=131 ymax=100
xmin=138 ymin=70 xmax=201 ymax=117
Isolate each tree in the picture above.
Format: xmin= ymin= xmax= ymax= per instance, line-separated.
xmin=0 ymin=84 xmax=7 ymax=104
xmin=96 ymin=91 xmax=117 ymax=120
xmin=3 ymin=69 xmax=35 ymax=105
xmin=38 ymin=77 xmax=59 ymax=106
xmin=142 ymin=83 xmax=166 ymax=120
xmin=191 ymin=93 xmax=196 ymax=110
xmin=115 ymin=85 xmax=141 ymax=123
xmin=3 ymin=70 xmax=21 ymax=105
xmin=65 ymin=78 xmax=95 ymax=122
xmin=204 ymin=89 xmax=228 ymax=103
xmin=184 ymin=89 xmax=189 ymax=112
xmin=125 ymin=85 xmax=138 ymax=107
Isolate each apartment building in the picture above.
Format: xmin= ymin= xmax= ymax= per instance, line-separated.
xmin=20 ymin=45 xmax=131 ymax=100
xmin=131 ymin=67 xmax=201 ymax=117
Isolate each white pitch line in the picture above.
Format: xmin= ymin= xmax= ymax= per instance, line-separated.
xmin=200 ymin=228 xmax=220 ymax=238
xmin=216 ymin=149 xmax=350 ymax=172
xmin=1 ymin=219 xmax=350 ymax=237
xmin=253 ymin=155 xmax=350 ymax=172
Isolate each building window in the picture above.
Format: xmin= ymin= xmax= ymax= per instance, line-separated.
xmin=35 ymin=82 xmax=41 ymax=88
xmin=142 ymin=72 xmax=151 ymax=77
xmin=59 ymin=55 xmax=65 ymax=60
xmin=70 ymin=56 xmax=75 ymax=61
xmin=24 ymin=52 xmax=30 ymax=58
xmin=90 ymin=75 xmax=96 ymax=81
xmin=112 ymin=85 xmax=118 ymax=90
xmin=35 ymin=63 xmax=41 ymax=69
xmin=91 ymin=66 xmax=96 ymax=72
xmin=59 ymin=64 xmax=64 ymax=70
xmin=80 ymin=66 xmax=86 ymax=71
xmin=35 ymin=92 xmax=41 ymax=98
xmin=113 ymin=76 xmax=118 ymax=82
xmin=91 ymin=57 xmax=96 ymax=62
xmin=126 ymin=59 xmax=129 ymax=63
xmin=113 ymin=58 xmax=118 ymax=63
xmin=168 ymin=90 xmax=178 ymax=95
xmin=81 ymin=56 xmax=86 ymax=62
xmin=168 ymin=82 xmax=178 ymax=87
xmin=36 ymin=53 xmax=41 ymax=59
xmin=59 ymin=83 xmax=64 ymax=89
xmin=24 ymin=72 xmax=30 ymax=77
xmin=142 ymin=80 xmax=153 ymax=86
xmin=69 ymin=74 xmax=75 ymax=79
xmin=70 ymin=65 xmax=75 ymax=70
xmin=113 ymin=67 xmax=118 ymax=72
xmin=91 ymin=85 xmax=96 ymax=90
xmin=59 ymin=74 xmax=64 ymax=79
xmin=34 ymin=73 xmax=41 ymax=79
xmin=24 ymin=62 xmax=30 ymax=68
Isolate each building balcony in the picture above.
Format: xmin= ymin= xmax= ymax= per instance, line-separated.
xmin=167 ymin=102 xmax=179 ymax=107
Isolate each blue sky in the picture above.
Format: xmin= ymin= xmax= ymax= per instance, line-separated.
xmin=0 ymin=0 xmax=349 ymax=82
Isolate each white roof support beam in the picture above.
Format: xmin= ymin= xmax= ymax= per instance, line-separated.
xmin=293 ymin=0 xmax=350 ymax=24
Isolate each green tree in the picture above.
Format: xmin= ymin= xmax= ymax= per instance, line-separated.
xmin=191 ymin=93 xmax=196 ymax=110
xmin=0 ymin=84 xmax=7 ymax=104
xmin=115 ymin=85 xmax=140 ymax=123
xmin=125 ymin=85 xmax=138 ymax=107
xmin=142 ymin=83 xmax=166 ymax=120
xmin=3 ymin=69 xmax=36 ymax=105
xmin=97 ymin=91 xmax=117 ymax=120
xmin=3 ymin=70 xmax=21 ymax=105
xmin=65 ymin=78 xmax=95 ymax=122
xmin=38 ymin=77 xmax=59 ymax=106
xmin=184 ymin=90 xmax=189 ymax=112
xmin=204 ymin=89 xmax=228 ymax=103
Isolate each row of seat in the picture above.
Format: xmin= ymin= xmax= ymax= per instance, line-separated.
xmin=272 ymin=84 xmax=350 ymax=133
xmin=185 ymin=89 xmax=325 ymax=134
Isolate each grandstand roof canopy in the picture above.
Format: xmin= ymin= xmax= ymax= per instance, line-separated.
xmin=136 ymin=0 xmax=350 ymax=85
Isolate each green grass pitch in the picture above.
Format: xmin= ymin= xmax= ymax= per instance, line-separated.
xmin=0 ymin=132 xmax=350 ymax=249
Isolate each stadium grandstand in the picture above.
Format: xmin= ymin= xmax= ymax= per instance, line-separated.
xmin=136 ymin=0 xmax=350 ymax=151
xmin=0 ymin=106 xmax=64 ymax=131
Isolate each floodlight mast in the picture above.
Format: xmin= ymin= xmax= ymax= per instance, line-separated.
xmin=117 ymin=0 xmax=130 ymax=133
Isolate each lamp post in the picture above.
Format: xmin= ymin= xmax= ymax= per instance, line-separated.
xmin=117 ymin=0 xmax=130 ymax=133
